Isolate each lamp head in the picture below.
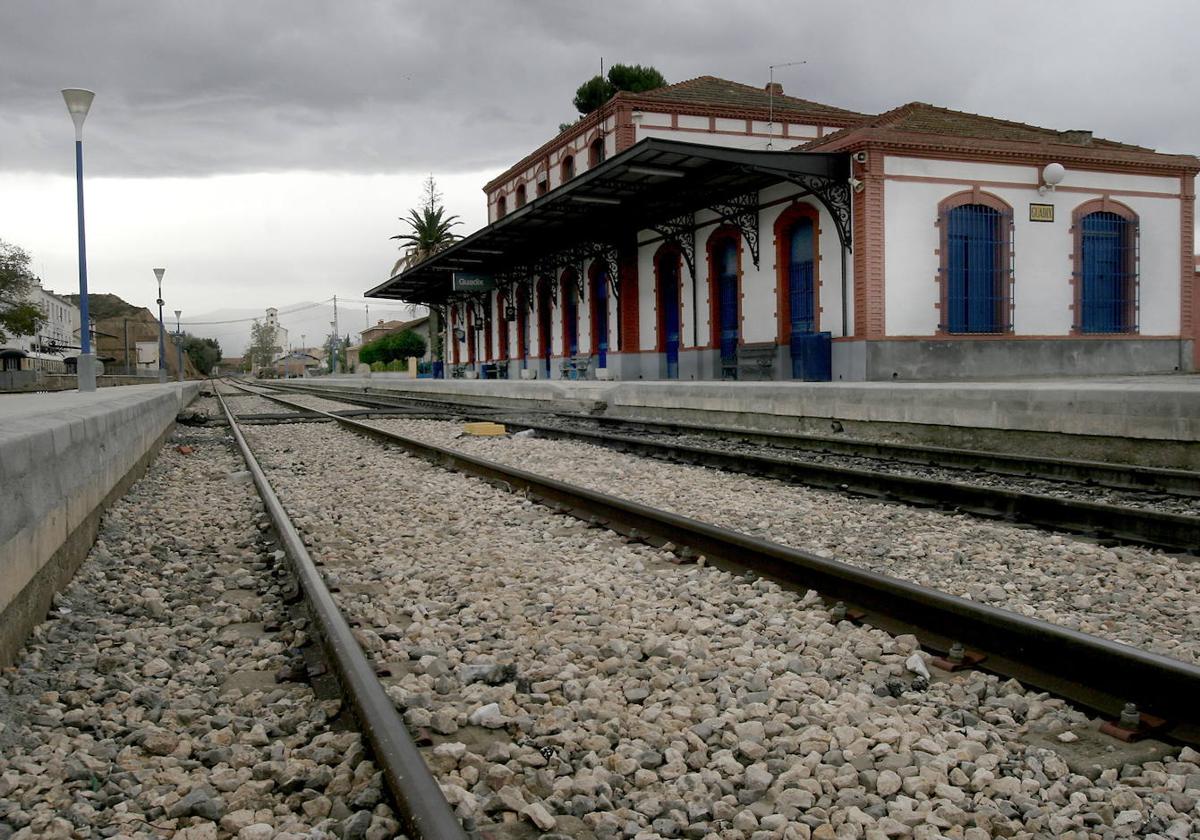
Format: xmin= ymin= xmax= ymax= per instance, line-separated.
xmin=153 ymin=267 xmax=166 ymax=282
xmin=1039 ymin=162 xmax=1066 ymax=194
xmin=174 ymin=309 xmax=181 ymax=319
xmin=61 ymin=89 xmax=95 ymax=140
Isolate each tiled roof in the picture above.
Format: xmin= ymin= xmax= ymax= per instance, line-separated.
xmin=802 ymin=102 xmax=1150 ymax=152
xmin=629 ymin=75 xmax=865 ymax=123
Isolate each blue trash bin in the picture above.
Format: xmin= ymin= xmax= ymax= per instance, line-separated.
xmin=791 ymin=331 xmax=832 ymax=381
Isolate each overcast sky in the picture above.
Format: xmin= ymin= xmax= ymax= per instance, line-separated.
xmin=1 ymin=0 xmax=1196 ymax=343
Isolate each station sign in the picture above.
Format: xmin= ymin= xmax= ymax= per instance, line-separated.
xmin=1029 ymin=203 xmax=1055 ymax=223
xmin=452 ymin=272 xmax=495 ymax=292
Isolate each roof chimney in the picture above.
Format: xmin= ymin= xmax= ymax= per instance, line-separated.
xmin=1058 ymin=129 xmax=1092 ymax=145
xmin=764 ymin=82 xmax=784 ymax=97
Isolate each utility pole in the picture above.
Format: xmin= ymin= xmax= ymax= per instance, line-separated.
xmin=766 ymin=60 xmax=807 ymax=150
xmin=332 ymin=295 xmax=341 ymax=374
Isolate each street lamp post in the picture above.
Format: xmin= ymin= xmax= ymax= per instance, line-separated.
xmin=174 ymin=309 xmax=184 ymax=382
xmin=62 ymin=88 xmax=96 ymax=392
xmin=329 ymin=321 xmax=337 ymax=374
xmin=154 ymin=268 xmax=167 ymax=382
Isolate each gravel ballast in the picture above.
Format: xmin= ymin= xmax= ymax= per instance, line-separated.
xmin=242 ymin=421 xmax=1200 ymax=839
xmin=0 ymin=425 xmax=404 ymax=840
xmin=362 ymin=419 xmax=1200 ymax=667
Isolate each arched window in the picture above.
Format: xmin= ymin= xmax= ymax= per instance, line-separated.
xmin=560 ymin=270 xmax=579 ymax=357
xmin=561 ymin=155 xmax=575 ymax=181
xmin=1073 ymin=201 xmax=1138 ymax=334
xmin=496 ymin=194 xmax=507 ymax=220
xmin=655 ymin=244 xmax=683 ymax=379
xmin=515 ymin=184 xmax=527 ymax=209
xmin=589 ymin=138 xmax=605 ymax=167
xmin=481 ymin=296 xmax=493 ymax=361
xmin=938 ymin=191 xmax=1013 ymax=334
xmin=774 ymin=204 xmax=820 ymax=378
xmin=707 ymin=228 xmax=741 ymax=375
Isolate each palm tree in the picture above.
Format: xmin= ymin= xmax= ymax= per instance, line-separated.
xmin=390 ymin=176 xmax=462 ymax=272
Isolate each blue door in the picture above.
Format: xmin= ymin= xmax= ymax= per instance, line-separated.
xmin=658 ymin=255 xmax=680 ymax=379
xmin=715 ymin=240 xmax=739 ymax=370
xmin=1080 ymin=212 xmax=1131 ymax=333
xmin=946 ymin=204 xmax=1002 ymax=333
xmin=593 ymin=270 xmax=608 ymax=369
xmin=788 ymin=219 xmax=816 ymax=379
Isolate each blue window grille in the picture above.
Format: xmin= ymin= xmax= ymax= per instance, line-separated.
xmin=592 ymin=269 xmax=608 ymax=368
xmin=658 ymin=254 xmax=681 ymax=379
xmin=788 ymin=219 xmax=817 ymax=380
xmin=715 ymin=240 xmax=739 ymax=365
xmin=1077 ymin=212 xmax=1138 ymax=334
xmin=940 ymin=203 xmax=1012 ymax=334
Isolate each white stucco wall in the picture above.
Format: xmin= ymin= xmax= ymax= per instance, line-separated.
xmin=633 ymin=184 xmax=855 ymax=355
xmin=882 ymin=155 xmax=1183 ymax=336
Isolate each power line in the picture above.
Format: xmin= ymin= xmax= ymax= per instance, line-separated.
xmin=178 ymin=298 xmax=416 ymax=327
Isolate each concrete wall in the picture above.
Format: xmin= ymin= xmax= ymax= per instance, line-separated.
xmin=0 ymin=382 xmax=199 ymax=665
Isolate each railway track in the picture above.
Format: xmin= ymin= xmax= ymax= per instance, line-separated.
xmin=213 ymin=384 xmax=469 ymax=840
xmin=222 ymin=378 xmax=1200 ymax=746
xmin=250 ymin=380 xmax=1200 ymax=555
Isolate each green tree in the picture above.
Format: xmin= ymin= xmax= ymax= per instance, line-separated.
xmin=0 ymin=240 xmax=46 ymax=343
xmin=573 ymin=63 xmax=667 ymax=115
xmin=390 ymin=176 xmax=462 ymax=271
xmin=359 ymin=329 xmax=426 ymax=365
xmin=183 ymin=335 xmax=222 ymax=375
xmin=247 ymin=319 xmax=280 ymax=370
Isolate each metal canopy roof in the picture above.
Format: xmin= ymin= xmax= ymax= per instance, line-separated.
xmin=366 ymin=138 xmax=849 ymax=304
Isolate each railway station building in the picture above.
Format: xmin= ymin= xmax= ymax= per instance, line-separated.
xmin=366 ymin=76 xmax=1199 ymax=381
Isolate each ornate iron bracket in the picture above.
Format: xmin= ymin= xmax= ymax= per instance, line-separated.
xmin=709 ymin=192 xmax=760 ymax=267
xmin=782 ymin=174 xmax=853 ymax=251
xmin=651 ymin=213 xmax=696 ymax=281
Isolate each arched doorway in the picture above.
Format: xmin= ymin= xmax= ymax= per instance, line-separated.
xmin=708 ymin=230 xmax=740 ymax=377
xmin=537 ymin=277 xmax=554 ymax=377
xmin=655 ymin=245 xmax=682 ymax=379
xmin=777 ymin=207 xmax=818 ymax=379
xmin=590 ymin=263 xmax=608 ymax=370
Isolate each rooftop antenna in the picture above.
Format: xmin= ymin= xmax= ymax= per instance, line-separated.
xmin=767 ymin=60 xmax=807 ymax=150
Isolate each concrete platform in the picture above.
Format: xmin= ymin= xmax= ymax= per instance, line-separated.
xmin=303 ymin=373 xmax=1200 ymax=467
xmin=0 ymin=382 xmax=200 ymax=665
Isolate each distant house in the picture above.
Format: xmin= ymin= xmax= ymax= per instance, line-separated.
xmin=274 ymin=351 xmax=322 ymax=378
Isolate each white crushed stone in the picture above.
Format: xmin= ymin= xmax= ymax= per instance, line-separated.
xmin=243 ymin=421 xmax=1200 ymax=838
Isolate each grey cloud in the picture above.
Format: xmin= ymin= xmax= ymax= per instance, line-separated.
xmin=1 ymin=0 xmax=1197 ymax=179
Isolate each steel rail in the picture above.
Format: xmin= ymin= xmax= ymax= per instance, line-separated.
xmin=226 ymin=380 xmax=1200 ymax=736
xmin=214 ymin=387 xmax=468 ymax=840
xmin=256 ymin=380 xmax=1200 ymax=497
xmin=250 ymin=381 xmax=1200 ymax=554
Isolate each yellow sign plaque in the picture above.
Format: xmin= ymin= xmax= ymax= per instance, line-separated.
xmin=1029 ymin=203 xmax=1055 ymax=222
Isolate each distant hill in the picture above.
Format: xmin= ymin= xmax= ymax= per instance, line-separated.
xmin=64 ymin=292 xmax=142 ymax=321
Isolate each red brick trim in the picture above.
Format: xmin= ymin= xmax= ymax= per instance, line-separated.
xmin=853 ymin=148 xmax=886 ymax=338
xmin=885 ymin=172 xmax=1180 ymax=200
xmin=1182 ymin=173 xmax=1198 ymax=368
xmin=653 ymin=242 xmax=684 ymax=352
xmin=1069 ymin=198 xmax=1138 ymax=336
xmin=706 ymin=225 xmax=744 ymax=350
xmin=773 ymin=202 xmax=822 ymax=344
xmin=806 ymin=130 xmax=1199 ymax=177
xmin=935 ymin=188 xmax=1015 ymax=337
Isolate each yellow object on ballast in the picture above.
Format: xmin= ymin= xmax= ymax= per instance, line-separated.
xmin=463 ymin=422 xmax=507 ymax=436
